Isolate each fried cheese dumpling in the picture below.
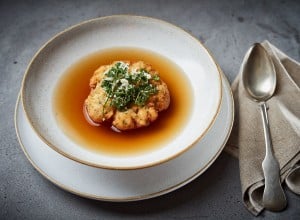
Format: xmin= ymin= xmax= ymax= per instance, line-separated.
xmin=84 ymin=61 xmax=170 ymax=131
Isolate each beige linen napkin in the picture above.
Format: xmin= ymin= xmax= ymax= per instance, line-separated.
xmin=225 ymin=41 xmax=300 ymax=216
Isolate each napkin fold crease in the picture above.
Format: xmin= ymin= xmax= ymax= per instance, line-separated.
xmin=226 ymin=41 xmax=300 ymax=216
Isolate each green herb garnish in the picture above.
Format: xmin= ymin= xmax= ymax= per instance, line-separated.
xmin=100 ymin=62 xmax=159 ymax=112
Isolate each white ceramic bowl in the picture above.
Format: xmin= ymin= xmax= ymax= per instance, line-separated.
xmin=21 ymin=15 xmax=222 ymax=169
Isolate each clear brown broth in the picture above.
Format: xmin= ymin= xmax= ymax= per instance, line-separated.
xmin=53 ymin=47 xmax=193 ymax=156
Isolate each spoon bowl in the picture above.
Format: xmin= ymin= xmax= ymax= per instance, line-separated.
xmin=242 ymin=43 xmax=276 ymax=101
xmin=242 ymin=43 xmax=287 ymax=212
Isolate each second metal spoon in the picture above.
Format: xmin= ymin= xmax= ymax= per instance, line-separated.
xmin=242 ymin=43 xmax=287 ymax=211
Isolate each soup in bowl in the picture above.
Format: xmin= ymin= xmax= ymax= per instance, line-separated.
xmin=21 ymin=16 xmax=222 ymax=169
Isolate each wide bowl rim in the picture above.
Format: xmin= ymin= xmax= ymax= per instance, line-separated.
xmin=21 ymin=15 xmax=223 ymax=170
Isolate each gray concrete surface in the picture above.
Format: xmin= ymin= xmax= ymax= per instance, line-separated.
xmin=1 ymin=0 xmax=299 ymax=219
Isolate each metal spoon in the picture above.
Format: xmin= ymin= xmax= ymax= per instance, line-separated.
xmin=242 ymin=43 xmax=287 ymax=211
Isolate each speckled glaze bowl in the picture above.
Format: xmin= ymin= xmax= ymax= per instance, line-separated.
xmin=21 ymin=15 xmax=222 ymax=170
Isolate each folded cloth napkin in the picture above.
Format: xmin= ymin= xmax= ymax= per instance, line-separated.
xmin=225 ymin=41 xmax=300 ymax=216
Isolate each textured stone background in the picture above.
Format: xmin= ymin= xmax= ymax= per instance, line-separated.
xmin=0 ymin=0 xmax=299 ymax=219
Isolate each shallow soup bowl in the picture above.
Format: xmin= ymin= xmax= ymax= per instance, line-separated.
xmin=21 ymin=15 xmax=222 ymax=170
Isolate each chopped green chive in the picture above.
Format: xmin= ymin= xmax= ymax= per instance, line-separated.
xmin=100 ymin=62 xmax=159 ymax=112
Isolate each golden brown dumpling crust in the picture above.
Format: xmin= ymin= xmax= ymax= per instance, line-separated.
xmin=84 ymin=61 xmax=170 ymax=130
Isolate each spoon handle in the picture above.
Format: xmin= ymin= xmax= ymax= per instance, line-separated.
xmin=259 ymin=102 xmax=287 ymax=211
